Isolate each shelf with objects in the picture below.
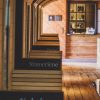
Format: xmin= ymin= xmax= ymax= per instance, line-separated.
xmin=68 ymin=2 xmax=97 ymax=35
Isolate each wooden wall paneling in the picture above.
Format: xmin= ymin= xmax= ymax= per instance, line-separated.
xmin=8 ymin=0 xmax=15 ymax=90
xmin=28 ymin=1 xmax=32 ymax=55
xmin=0 ymin=21 xmax=2 ymax=89
xmin=40 ymin=0 xmax=57 ymax=36
xmin=0 ymin=26 xmax=2 ymax=89
xmin=35 ymin=0 xmax=53 ymax=41
xmin=32 ymin=4 xmax=36 ymax=44
xmin=22 ymin=0 xmax=32 ymax=58
xmin=0 ymin=0 xmax=3 ymax=9
xmin=98 ymin=2 xmax=100 ymax=9
xmin=1 ymin=0 xmax=12 ymax=90
xmin=0 ymin=10 xmax=3 ymax=25
xmin=32 ymin=2 xmax=38 ymax=44
xmin=0 ymin=0 xmax=4 ymax=90
xmin=37 ymin=5 xmax=42 ymax=40
xmin=22 ymin=0 xmax=27 ymax=58
xmin=66 ymin=35 xmax=100 ymax=58
xmin=42 ymin=0 xmax=66 ymax=34
xmin=26 ymin=3 xmax=31 ymax=57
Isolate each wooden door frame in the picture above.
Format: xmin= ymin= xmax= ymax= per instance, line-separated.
xmin=7 ymin=0 xmax=60 ymax=90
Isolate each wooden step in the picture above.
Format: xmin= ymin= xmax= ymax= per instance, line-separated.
xmin=39 ymin=37 xmax=59 ymax=41
xmin=29 ymin=56 xmax=61 ymax=59
xmin=30 ymin=50 xmax=61 ymax=54
xmin=12 ymin=86 xmax=62 ymax=91
xmin=33 ymin=41 xmax=59 ymax=46
xmin=12 ymin=74 xmax=62 ymax=79
xmin=11 ymin=70 xmax=62 ymax=91
xmin=41 ymin=34 xmax=58 ymax=37
xmin=12 ymin=82 xmax=62 ymax=87
xmin=29 ymin=55 xmax=62 ymax=59
xmin=29 ymin=50 xmax=62 ymax=59
xmin=12 ymin=78 xmax=62 ymax=83
xmin=13 ymin=70 xmax=62 ymax=74
xmin=30 ymin=52 xmax=62 ymax=56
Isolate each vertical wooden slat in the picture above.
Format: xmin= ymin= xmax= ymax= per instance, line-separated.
xmin=0 ymin=0 xmax=4 ymax=90
xmin=8 ymin=0 xmax=15 ymax=90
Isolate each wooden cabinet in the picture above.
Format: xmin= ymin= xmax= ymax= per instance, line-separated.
xmin=69 ymin=3 xmax=86 ymax=33
xmin=66 ymin=35 xmax=100 ymax=59
xmin=68 ymin=2 xmax=97 ymax=35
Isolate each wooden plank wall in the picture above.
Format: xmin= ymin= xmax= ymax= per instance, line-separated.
xmin=0 ymin=0 xmax=3 ymax=90
xmin=0 ymin=0 xmax=14 ymax=90
xmin=66 ymin=35 xmax=100 ymax=59
xmin=42 ymin=0 xmax=67 ymax=58
xmin=42 ymin=0 xmax=100 ymax=59
xmin=8 ymin=0 xmax=15 ymax=89
xmin=42 ymin=0 xmax=66 ymax=34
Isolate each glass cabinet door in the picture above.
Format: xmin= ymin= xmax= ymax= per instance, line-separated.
xmin=68 ymin=2 xmax=96 ymax=35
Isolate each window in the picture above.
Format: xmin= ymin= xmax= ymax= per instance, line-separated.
xmin=68 ymin=2 xmax=97 ymax=35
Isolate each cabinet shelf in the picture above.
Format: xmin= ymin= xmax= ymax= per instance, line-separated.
xmin=69 ymin=3 xmax=86 ymax=34
xmin=70 ymin=20 xmax=85 ymax=21
xmin=68 ymin=2 xmax=96 ymax=35
xmin=70 ymin=12 xmax=85 ymax=13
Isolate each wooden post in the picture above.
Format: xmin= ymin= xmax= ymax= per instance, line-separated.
xmin=2 ymin=0 xmax=10 ymax=90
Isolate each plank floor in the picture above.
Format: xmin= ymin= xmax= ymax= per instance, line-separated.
xmin=62 ymin=65 xmax=100 ymax=100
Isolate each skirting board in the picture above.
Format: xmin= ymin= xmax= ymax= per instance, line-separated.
xmin=63 ymin=63 xmax=100 ymax=69
xmin=62 ymin=59 xmax=100 ymax=69
xmin=97 ymin=64 xmax=100 ymax=69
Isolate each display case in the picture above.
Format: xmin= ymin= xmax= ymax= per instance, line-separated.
xmin=69 ymin=2 xmax=96 ymax=35
xmin=69 ymin=3 xmax=86 ymax=34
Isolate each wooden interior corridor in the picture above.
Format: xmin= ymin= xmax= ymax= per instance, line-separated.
xmin=62 ymin=65 xmax=100 ymax=100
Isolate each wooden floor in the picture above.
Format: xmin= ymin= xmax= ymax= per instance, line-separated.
xmin=62 ymin=65 xmax=100 ymax=100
